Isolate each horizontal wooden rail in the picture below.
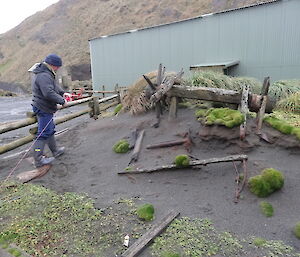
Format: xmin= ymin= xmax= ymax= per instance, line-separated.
xmin=0 ymin=117 xmax=37 ymax=135
xmin=168 ymin=85 xmax=275 ymax=113
xmin=0 ymin=96 xmax=120 ymax=155
xmin=85 ymin=90 xmax=117 ymax=94
xmin=0 ymin=95 xmax=119 ymax=135
xmin=58 ymin=96 xmax=93 ymax=110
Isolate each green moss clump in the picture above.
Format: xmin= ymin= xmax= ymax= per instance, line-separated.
xmin=8 ymin=248 xmax=22 ymax=257
xmin=259 ymin=201 xmax=274 ymax=217
xmin=261 ymin=168 xmax=284 ymax=191
xmin=264 ymin=116 xmax=300 ymax=141
xmin=248 ymin=168 xmax=284 ymax=197
xmin=292 ymin=128 xmax=300 ymax=140
xmin=195 ymin=109 xmax=207 ymax=118
xmin=113 ymin=139 xmax=129 ymax=153
xmin=248 ymin=175 xmax=272 ymax=197
xmin=294 ymin=222 xmax=300 ymax=239
xmin=137 ymin=204 xmax=154 ymax=221
xmin=114 ymin=104 xmax=123 ymax=115
xmin=161 ymin=251 xmax=180 ymax=257
xmin=253 ymin=237 xmax=267 ymax=247
xmin=174 ymin=155 xmax=190 ymax=167
xmin=205 ymin=108 xmax=245 ymax=128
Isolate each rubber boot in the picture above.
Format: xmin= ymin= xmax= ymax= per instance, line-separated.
xmin=33 ymin=139 xmax=55 ymax=168
xmin=47 ymin=135 xmax=65 ymax=158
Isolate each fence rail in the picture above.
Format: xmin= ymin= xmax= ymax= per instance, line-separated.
xmin=0 ymin=94 xmax=120 ymax=155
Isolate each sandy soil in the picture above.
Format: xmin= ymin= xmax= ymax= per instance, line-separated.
xmin=1 ymin=108 xmax=299 ymax=255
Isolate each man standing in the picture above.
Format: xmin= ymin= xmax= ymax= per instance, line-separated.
xmin=31 ymin=54 xmax=66 ymax=167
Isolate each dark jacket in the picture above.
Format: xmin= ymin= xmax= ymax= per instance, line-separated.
xmin=31 ymin=63 xmax=65 ymax=113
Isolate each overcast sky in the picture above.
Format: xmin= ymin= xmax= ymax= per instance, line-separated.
xmin=0 ymin=0 xmax=60 ymax=34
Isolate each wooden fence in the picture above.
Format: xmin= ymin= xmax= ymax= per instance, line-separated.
xmin=0 ymin=93 xmax=120 ymax=155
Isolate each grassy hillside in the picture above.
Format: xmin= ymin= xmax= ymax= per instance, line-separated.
xmin=0 ymin=0 xmax=269 ymax=90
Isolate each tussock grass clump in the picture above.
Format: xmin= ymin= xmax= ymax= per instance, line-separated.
xmin=259 ymin=201 xmax=274 ymax=217
xmin=186 ymin=72 xmax=300 ymax=103
xmin=137 ymin=204 xmax=154 ymax=221
xmin=269 ymin=80 xmax=300 ymax=101
xmin=114 ymin=104 xmax=123 ymax=115
xmin=205 ymin=108 xmax=245 ymax=128
xmin=264 ymin=116 xmax=300 ymax=140
xmin=113 ymin=139 xmax=130 ymax=153
xmin=294 ymin=222 xmax=300 ymax=239
xmin=276 ymin=91 xmax=300 ymax=113
xmin=248 ymin=168 xmax=284 ymax=197
xmin=174 ymin=155 xmax=190 ymax=167
xmin=185 ymin=71 xmax=261 ymax=93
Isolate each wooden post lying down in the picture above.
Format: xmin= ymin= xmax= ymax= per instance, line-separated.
xmin=119 ymin=154 xmax=248 ymax=174
xmin=168 ymin=85 xmax=275 ymax=113
xmin=16 ymin=164 xmax=52 ymax=183
xmin=121 ymin=210 xmax=179 ymax=257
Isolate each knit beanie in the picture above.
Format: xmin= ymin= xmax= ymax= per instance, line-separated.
xmin=44 ymin=54 xmax=62 ymax=67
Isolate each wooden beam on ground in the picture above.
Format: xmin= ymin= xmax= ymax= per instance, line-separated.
xmin=121 ymin=210 xmax=179 ymax=257
xmin=16 ymin=164 xmax=52 ymax=183
xmin=119 ymin=154 xmax=248 ymax=174
xmin=129 ymin=130 xmax=145 ymax=165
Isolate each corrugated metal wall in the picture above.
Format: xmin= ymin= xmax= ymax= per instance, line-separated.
xmin=89 ymin=0 xmax=300 ymax=91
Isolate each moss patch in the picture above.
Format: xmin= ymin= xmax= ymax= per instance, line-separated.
xmin=8 ymin=248 xmax=22 ymax=257
xmin=264 ymin=116 xmax=300 ymax=140
xmin=161 ymin=251 xmax=180 ymax=257
xmin=113 ymin=139 xmax=130 ymax=153
xmin=0 ymin=181 xmax=151 ymax=257
xmin=136 ymin=204 xmax=154 ymax=221
xmin=114 ymin=104 xmax=123 ymax=115
xmin=248 ymin=168 xmax=284 ymax=197
xmin=151 ymin=217 xmax=300 ymax=257
xmin=253 ymin=237 xmax=267 ymax=247
xmin=294 ymin=222 xmax=300 ymax=239
xmin=259 ymin=201 xmax=274 ymax=217
xmin=174 ymin=155 xmax=190 ymax=167
xmin=204 ymin=108 xmax=245 ymax=128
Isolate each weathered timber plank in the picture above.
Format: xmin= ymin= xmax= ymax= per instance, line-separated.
xmin=119 ymin=154 xmax=248 ymax=174
xmin=16 ymin=164 xmax=52 ymax=183
xmin=240 ymin=84 xmax=249 ymax=140
xmin=168 ymin=96 xmax=178 ymax=120
xmin=169 ymin=85 xmax=241 ymax=104
xmin=121 ymin=210 xmax=179 ymax=257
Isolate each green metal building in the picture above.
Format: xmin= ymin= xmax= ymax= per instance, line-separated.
xmin=89 ymin=0 xmax=300 ymax=91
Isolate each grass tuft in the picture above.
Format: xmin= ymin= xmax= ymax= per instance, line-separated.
xmin=174 ymin=155 xmax=190 ymax=167
xmin=264 ymin=115 xmax=300 ymax=140
xmin=294 ymin=222 xmax=300 ymax=239
xmin=137 ymin=204 xmax=154 ymax=221
xmin=248 ymin=168 xmax=284 ymax=197
xmin=253 ymin=237 xmax=267 ymax=247
xmin=113 ymin=139 xmax=130 ymax=153
xmin=114 ymin=104 xmax=123 ymax=115
xmin=259 ymin=201 xmax=274 ymax=217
